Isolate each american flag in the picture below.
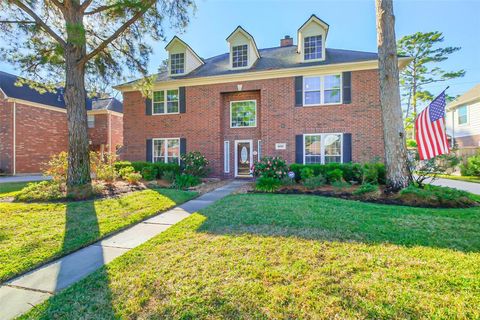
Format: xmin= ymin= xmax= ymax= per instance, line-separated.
xmin=415 ymin=91 xmax=450 ymax=160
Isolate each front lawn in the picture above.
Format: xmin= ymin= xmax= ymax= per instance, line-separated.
xmin=0 ymin=188 xmax=196 ymax=282
xmin=0 ymin=181 xmax=32 ymax=198
xmin=23 ymin=194 xmax=480 ymax=319
xmin=433 ymin=173 xmax=480 ymax=184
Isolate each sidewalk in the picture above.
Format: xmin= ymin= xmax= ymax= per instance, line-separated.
xmin=0 ymin=180 xmax=246 ymax=320
xmin=0 ymin=175 xmax=50 ymax=184
xmin=427 ymin=177 xmax=480 ymax=195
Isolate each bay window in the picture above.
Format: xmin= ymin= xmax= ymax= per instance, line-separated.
xmin=304 ymin=133 xmax=342 ymax=164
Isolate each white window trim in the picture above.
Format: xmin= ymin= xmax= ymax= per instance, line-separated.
xmin=303 ymin=133 xmax=343 ymax=165
xmin=257 ymin=140 xmax=262 ymax=161
xmin=303 ymin=74 xmax=343 ymax=106
xmin=152 ymin=89 xmax=180 ymax=115
xmin=224 ymin=140 xmax=230 ymax=173
xmin=87 ymin=114 xmax=95 ymax=128
xmin=169 ymin=53 xmax=186 ymax=76
xmin=230 ymin=99 xmax=257 ymax=128
xmin=234 ymin=139 xmax=253 ymax=177
xmin=231 ymin=44 xmax=249 ymax=69
xmin=152 ymin=138 xmax=181 ymax=164
xmin=457 ymin=105 xmax=469 ymax=126
xmin=303 ymin=35 xmax=323 ymax=62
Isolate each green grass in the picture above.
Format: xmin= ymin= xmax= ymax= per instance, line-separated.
xmin=432 ymin=174 xmax=480 ymax=184
xmin=22 ymin=194 xmax=480 ymax=319
xmin=0 ymin=188 xmax=196 ymax=282
xmin=0 ymin=181 xmax=31 ymax=198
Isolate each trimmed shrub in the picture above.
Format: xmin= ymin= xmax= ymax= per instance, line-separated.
xmin=15 ymin=181 xmax=63 ymax=202
xmin=181 ymin=151 xmax=210 ymax=177
xmin=300 ymin=167 xmax=314 ymax=180
xmin=332 ymin=180 xmax=350 ymax=191
xmin=128 ymin=161 xmax=180 ymax=179
xmin=255 ymin=177 xmax=282 ymax=193
xmin=302 ymin=175 xmax=326 ymax=190
xmin=96 ymin=164 xmax=118 ymax=184
xmin=125 ymin=172 xmax=142 ymax=185
xmin=252 ymin=156 xmax=288 ymax=179
xmin=161 ymin=170 xmax=176 ymax=183
xmin=141 ymin=166 xmax=158 ymax=181
xmin=173 ymin=174 xmax=201 ymax=190
xmin=460 ymin=153 xmax=480 ymax=176
xmin=118 ymin=166 xmax=135 ymax=179
xmin=326 ymin=169 xmax=343 ymax=183
xmin=399 ymin=184 xmax=478 ymax=208
xmin=114 ymin=161 xmax=133 ymax=173
xmin=353 ymin=183 xmax=379 ymax=195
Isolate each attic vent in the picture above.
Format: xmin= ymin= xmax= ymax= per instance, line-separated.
xmin=281 ymin=35 xmax=293 ymax=47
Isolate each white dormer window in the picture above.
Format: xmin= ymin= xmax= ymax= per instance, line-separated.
xmin=232 ymin=44 xmax=248 ymax=68
xmin=170 ymin=53 xmax=185 ymax=75
xmin=304 ymin=35 xmax=322 ymax=60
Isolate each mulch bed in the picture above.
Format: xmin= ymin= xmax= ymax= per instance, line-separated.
xmin=248 ymin=184 xmax=479 ymax=209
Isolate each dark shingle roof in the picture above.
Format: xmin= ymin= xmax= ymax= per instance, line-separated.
xmin=126 ymin=46 xmax=380 ymax=86
xmin=0 ymin=71 xmax=122 ymax=113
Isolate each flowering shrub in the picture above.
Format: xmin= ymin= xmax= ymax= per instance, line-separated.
xmin=44 ymin=152 xmax=68 ymax=183
xmin=125 ymin=172 xmax=142 ymax=185
xmin=181 ymin=151 xmax=210 ymax=177
xmin=252 ymin=156 xmax=288 ymax=180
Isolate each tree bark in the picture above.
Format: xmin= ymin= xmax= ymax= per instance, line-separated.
xmin=64 ymin=5 xmax=91 ymax=189
xmin=375 ymin=0 xmax=411 ymax=191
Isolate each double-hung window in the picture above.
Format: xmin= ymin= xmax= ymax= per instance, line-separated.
xmin=152 ymin=89 xmax=179 ymax=114
xmin=170 ymin=53 xmax=185 ymax=75
xmin=303 ymin=74 xmax=341 ymax=105
xmin=87 ymin=115 xmax=95 ymax=128
xmin=304 ymin=133 xmax=342 ymax=164
xmin=230 ymin=100 xmax=256 ymax=128
xmin=153 ymin=138 xmax=180 ymax=164
xmin=458 ymin=105 xmax=468 ymax=125
xmin=232 ymin=44 xmax=248 ymax=68
xmin=304 ymin=35 xmax=322 ymax=60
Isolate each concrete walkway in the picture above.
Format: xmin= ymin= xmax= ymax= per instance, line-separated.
xmin=427 ymin=177 xmax=480 ymax=195
xmin=0 ymin=175 xmax=50 ymax=184
xmin=0 ymin=180 xmax=246 ymax=320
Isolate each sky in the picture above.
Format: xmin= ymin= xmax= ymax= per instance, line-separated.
xmin=1 ymin=0 xmax=479 ymax=103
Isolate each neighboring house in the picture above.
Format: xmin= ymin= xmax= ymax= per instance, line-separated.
xmin=115 ymin=15 xmax=410 ymax=178
xmin=446 ymin=84 xmax=480 ymax=148
xmin=0 ymin=71 xmax=123 ymax=174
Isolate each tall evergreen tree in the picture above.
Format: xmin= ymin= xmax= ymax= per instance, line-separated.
xmin=375 ymin=0 xmax=411 ymax=191
xmin=397 ymin=32 xmax=465 ymax=132
xmin=0 ymin=0 xmax=194 ymax=191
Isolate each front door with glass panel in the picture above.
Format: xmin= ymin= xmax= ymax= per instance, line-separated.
xmin=235 ymin=141 xmax=252 ymax=177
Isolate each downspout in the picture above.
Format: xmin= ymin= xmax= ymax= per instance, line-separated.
xmin=108 ymin=112 xmax=112 ymax=155
xmin=451 ymin=109 xmax=455 ymax=147
xmin=13 ymin=100 xmax=16 ymax=175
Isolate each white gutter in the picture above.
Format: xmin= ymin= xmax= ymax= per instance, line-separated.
xmin=108 ymin=113 xmax=112 ymax=154
xmin=13 ymin=100 xmax=16 ymax=175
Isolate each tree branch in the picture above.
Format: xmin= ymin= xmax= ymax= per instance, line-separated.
xmin=84 ymin=4 xmax=118 ymax=15
xmin=0 ymin=20 xmax=36 ymax=24
xmin=12 ymin=0 xmax=66 ymax=47
xmin=79 ymin=0 xmax=154 ymax=66
xmin=79 ymin=0 xmax=95 ymax=12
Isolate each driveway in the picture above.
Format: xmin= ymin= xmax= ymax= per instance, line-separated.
xmin=427 ymin=177 xmax=480 ymax=195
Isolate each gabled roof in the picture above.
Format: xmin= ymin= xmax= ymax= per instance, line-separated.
xmin=165 ymin=36 xmax=204 ymax=64
xmin=0 ymin=71 xmax=122 ymax=112
xmin=448 ymin=84 xmax=480 ymax=110
xmin=226 ymin=26 xmax=261 ymax=59
xmin=298 ymin=14 xmax=330 ymax=32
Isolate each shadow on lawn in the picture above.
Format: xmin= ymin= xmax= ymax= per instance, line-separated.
xmin=33 ymin=197 xmax=116 ymax=318
xmin=196 ymin=194 xmax=480 ymax=253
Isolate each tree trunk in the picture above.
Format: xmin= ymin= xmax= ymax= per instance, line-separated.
xmin=375 ymin=0 xmax=411 ymax=191
xmin=64 ymin=7 xmax=91 ymax=190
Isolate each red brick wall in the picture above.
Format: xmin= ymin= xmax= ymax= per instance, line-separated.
xmin=455 ymin=134 xmax=480 ymax=148
xmin=110 ymin=113 xmax=124 ymax=153
xmin=88 ymin=114 xmax=108 ymax=149
xmin=0 ymin=97 xmax=13 ymax=173
xmin=122 ymin=69 xmax=385 ymax=177
xmin=15 ymin=104 xmax=68 ymax=173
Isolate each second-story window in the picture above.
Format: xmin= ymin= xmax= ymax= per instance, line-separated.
xmin=170 ymin=53 xmax=185 ymax=75
xmin=304 ymin=35 xmax=322 ymax=60
xmin=458 ymin=105 xmax=468 ymax=125
xmin=153 ymin=89 xmax=179 ymax=114
xmin=87 ymin=115 xmax=95 ymax=128
xmin=303 ymin=74 xmax=341 ymax=105
xmin=232 ymin=44 xmax=248 ymax=68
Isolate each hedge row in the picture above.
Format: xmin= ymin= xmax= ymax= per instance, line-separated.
xmin=114 ymin=161 xmax=180 ymax=179
xmin=289 ymin=162 xmax=386 ymax=184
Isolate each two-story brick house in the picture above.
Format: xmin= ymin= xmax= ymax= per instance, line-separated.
xmin=116 ymin=15 xmax=410 ymax=178
xmin=0 ymin=71 xmax=123 ymax=174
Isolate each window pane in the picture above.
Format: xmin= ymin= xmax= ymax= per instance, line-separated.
xmin=153 ymin=91 xmax=164 ymax=102
xmin=324 ymin=75 xmax=341 ymax=89
xmin=232 ymin=44 xmax=248 ymax=68
xmin=325 ymin=156 xmax=341 ymax=164
xmin=304 ymin=35 xmax=322 ymax=60
xmin=87 ymin=115 xmax=95 ymax=128
xmin=170 ymin=53 xmax=185 ymax=75
xmin=324 ymin=134 xmax=341 ymax=156
xmin=458 ymin=106 xmax=467 ymax=124
xmin=304 ymin=77 xmax=320 ymax=91
xmin=305 ymin=135 xmax=321 ymax=156
xmin=153 ymin=102 xmax=164 ymax=114
xmin=153 ymin=140 xmax=165 ymax=163
xmin=231 ymin=101 xmax=256 ymax=127
xmin=305 ymin=91 xmax=321 ymax=105
xmin=167 ymin=90 xmax=178 ymax=102
xmin=167 ymin=101 xmax=178 ymax=113
xmin=324 ymin=89 xmax=341 ymax=103
xmin=167 ymin=139 xmax=180 ymax=164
